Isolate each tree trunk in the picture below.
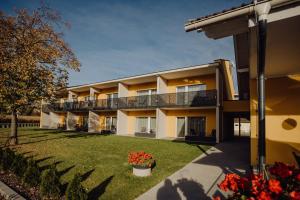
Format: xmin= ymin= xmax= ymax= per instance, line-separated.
xmin=10 ymin=110 xmax=18 ymax=145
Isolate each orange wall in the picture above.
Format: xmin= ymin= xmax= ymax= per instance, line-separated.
xmin=77 ymin=91 xmax=90 ymax=101
xmin=96 ymin=87 xmax=118 ymax=99
xmin=167 ymin=74 xmax=216 ymax=93
xmin=250 ymin=76 xmax=300 ymax=166
xmin=128 ymin=82 xmax=157 ymax=96
xmin=127 ymin=110 xmax=156 ymax=135
xmin=165 ymin=109 xmax=216 ymax=137
xmin=223 ymin=100 xmax=250 ymax=112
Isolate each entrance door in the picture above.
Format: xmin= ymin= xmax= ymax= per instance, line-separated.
xmin=187 ymin=117 xmax=206 ymax=137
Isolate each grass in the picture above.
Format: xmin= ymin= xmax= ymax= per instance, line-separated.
xmin=0 ymin=128 xmax=210 ymax=200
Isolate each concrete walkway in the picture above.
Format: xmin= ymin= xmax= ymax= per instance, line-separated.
xmin=136 ymin=138 xmax=250 ymax=200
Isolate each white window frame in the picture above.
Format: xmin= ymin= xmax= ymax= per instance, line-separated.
xmin=176 ymin=116 xmax=207 ymax=137
xmin=105 ymin=116 xmax=117 ymax=130
xmin=136 ymin=116 xmax=156 ymax=133
xmin=175 ymin=84 xmax=206 ymax=93
xmin=176 ymin=117 xmax=188 ymax=137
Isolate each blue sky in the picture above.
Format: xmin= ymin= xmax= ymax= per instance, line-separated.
xmin=2 ymin=0 xmax=249 ymax=86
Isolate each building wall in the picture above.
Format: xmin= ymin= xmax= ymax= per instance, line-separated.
xmin=165 ymin=109 xmax=216 ymax=137
xmin=250 ymin=77 xmax=300 ymax=165
xmin=127 ymin=82 xmax=157 ymax=96
xmin=77 ymin=91 xmax=90 ymax=101
xmin=223 ymin=100 xmax=250 ymax=112
xmin=96 ymin=87 xmax=118 ymax=99
xmin=167 ymin=74 xmax=216 ymax=93
xmin=127 ymin=110 xmax=156 ymax=135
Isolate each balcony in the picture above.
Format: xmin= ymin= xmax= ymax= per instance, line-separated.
xmin=42 ymin=90 xmax=218 ymax=112
xmin=157 ymin=90 xmax=217 ymax=108
xmin=118 ymin=95 xmax=158 ymax=109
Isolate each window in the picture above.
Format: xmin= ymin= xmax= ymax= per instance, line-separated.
xmin=107 ymin=93 xmax=118 ymax=108
xmin=136 ymin=117 xmax=156 ymax=133
xmin=187 ymin=117 xmax=206 ymax=137
xmin=176 ymin=84 xmax=207 ymax=105
xmin=150 ymin=117 xmax=156 ymax=133
xmin=84 ymin=96 xmax=90 ymax=101
xmin=136 ymin=117 xmax=148 ymax=133
xmin=106 ymin=117 xmax=117 ymax=132
xmin=137 ymin=89 xmax=157 ymax=106
xmin=176 ymin=117 xmax=206 ymax=137
xmin=177 ymin=117 xmax=186 ymax=137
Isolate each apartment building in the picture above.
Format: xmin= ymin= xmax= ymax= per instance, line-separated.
xmin=185 ymin=0 xmax=300 ymax=165
xmin=41 ymin=59 xmax=239 ymax=143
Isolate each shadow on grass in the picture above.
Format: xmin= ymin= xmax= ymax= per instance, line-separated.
xmin=35 ymin=156 xmax=54 ymax=164
xmin=19 ymin=136 xmax=66 ymax=145
xmin=58 ymin=165 xmax=75 ymax=177
xmin=88 ymin=175 xmax=114 ymax=200
xmin=81 ymin=169 xmax=95 ymax=182
xmin=60 ymin=168 xmax=95 ymax=195
xmin=39 ymin=160 xmax=64 ymax=171
xmin=64 ymin=132 xmax=111 ymax=139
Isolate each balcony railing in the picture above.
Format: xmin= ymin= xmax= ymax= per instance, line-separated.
xmin=158 ymin=90 xmax=217 ymax=108
xmin=42 ymin=90 xmax=217 ymax=112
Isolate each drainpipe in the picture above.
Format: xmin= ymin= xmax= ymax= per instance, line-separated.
xmin=254 ymin=2 xmax=271 ymax=176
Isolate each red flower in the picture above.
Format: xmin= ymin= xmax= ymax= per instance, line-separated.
xmin=290 ymin=191 xmax=300 ymax=200
xmin=268 ymin=179 xmax=282 ymax=194
xmin=257 ymin=191 xmax=272 ymax=200
xmin=213 ymin=196 xmax=221 ymax=200
xmin=269 ymin=162 xmax=293 ymax=179
xmin=218 ymin=173 xmax=240 ymax=192
xmin=128 ymin=151 xmax=154 ymax=168
xmin=296 ymin=173 xmax=300 ymax=182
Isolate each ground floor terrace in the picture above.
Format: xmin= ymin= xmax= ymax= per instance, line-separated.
xmin=41 ymin=107 xmax=221 ymax=143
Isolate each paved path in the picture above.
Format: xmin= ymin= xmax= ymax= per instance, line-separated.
xmin=136 ymin=138 xmax=250 ymax=200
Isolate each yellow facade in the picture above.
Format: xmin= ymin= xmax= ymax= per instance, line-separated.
xmin=167 ymin=74 xmax=216 ymax=93
xmin=77 ymin=91 xmax=90 ymax=101
xmin=128 ymin=82 xmax=157 ymax=96
xmin=96 ymin=87 xmax=118 ymax=99
xmin=250 ymin=77 xmax=300 ymax=165
xmin=165 ymin=109 xmax=216 ymax=137
xmin=127 ymin=110 xmax=156 ymax=135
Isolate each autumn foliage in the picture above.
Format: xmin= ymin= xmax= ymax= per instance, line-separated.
xmin=214 ymin=162 xmax=300 ymax=200
xmin=128 ymin=151 xmax=155 ymax=169
xmin=0 ymin=6 xmax=80 ymax=144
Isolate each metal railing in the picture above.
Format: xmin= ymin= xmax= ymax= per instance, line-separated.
xmin=42 ymin=90 xmax=217 ymax=112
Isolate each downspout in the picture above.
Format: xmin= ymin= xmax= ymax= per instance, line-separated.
xmin=254 ymin=2 xmax=271 ymax=176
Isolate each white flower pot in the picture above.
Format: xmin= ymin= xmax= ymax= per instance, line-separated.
xmin=133 ymin=166 xmax=151 ymax=177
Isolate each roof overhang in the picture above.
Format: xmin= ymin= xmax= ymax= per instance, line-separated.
xmin=67 ymin=62 xmax=219 ymax=93
xmin=184 ymin=0 xmax=299 ymax=39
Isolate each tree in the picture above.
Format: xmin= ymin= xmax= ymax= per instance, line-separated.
xmin=0 ymin=6 xmax=80 ymax=145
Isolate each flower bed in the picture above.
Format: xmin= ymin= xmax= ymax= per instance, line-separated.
xmin=128 ymin=151 xmax=155 ymax=169
xmin=214 ymin=162 xmax=300 ymax=200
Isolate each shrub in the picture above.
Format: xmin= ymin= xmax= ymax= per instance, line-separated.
xmin=11 ymin=153 xmax=27 ymax=177
xmin=128 ymin=151 xmax=155 ymax=168
xmin=1 ymin=148 xmax=15 ymax=171
xmin=23 ymin=159 xmax=41 ymax=187
xmin=40 ymin=164 xmax=61 ymax=199
xmin=66 ymin=173 xmax=88 ymax=200
xmin=214 ymin=162 xmax=300 ymax=200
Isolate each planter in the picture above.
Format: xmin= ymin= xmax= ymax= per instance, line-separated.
xmin=132 ymin=166 xmax=151 ymax=177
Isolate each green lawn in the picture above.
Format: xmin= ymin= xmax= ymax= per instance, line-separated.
xmin=0 ymin=128 xmax=209 ymax=200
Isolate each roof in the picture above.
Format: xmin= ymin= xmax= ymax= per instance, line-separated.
xmin=67 ymin=61 xmax=222 ymax=91
xmin=184 ymin=0 xmax=298 ymax=32
xmin=186 ymin=1 xmax=252 ymax=26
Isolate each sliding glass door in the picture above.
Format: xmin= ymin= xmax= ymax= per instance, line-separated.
xmin=106 ymin=116 xmax=117 ymax=133
xmin=187 ymin=117 xmax=206 ymax=137
xmin=177 ymin=117 xmax=206 ymax=137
